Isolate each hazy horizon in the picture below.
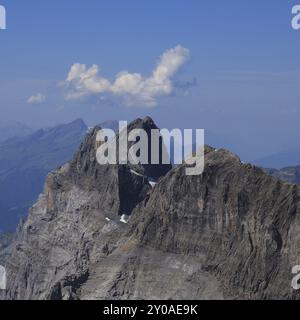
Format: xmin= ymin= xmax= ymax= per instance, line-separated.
xmin=1 ymin=1 xmax=300 ymax=162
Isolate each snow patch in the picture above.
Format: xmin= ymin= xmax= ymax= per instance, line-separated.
xmin=148 ymin=178 xmax=158 ymax=188
xmin=149 ymin=181 xmax=157 ymax=188
xmin=120 ymin=214 xmax=129 ymax=224
xmin=130 ymin=169 xmax=145 ymax=178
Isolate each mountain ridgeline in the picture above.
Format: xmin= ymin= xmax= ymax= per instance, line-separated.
xmin=2 ymin=117 xmax=300 ymax=300
xmin=255 ymin=148 xmax=300 ymax=169
xmin=0 ymin=121 xmax=33 ymax=143
xmin=0 ymin=119 xmax=120 ymax=232
xmin=0 ymin=119 xmax=88 ymax=231
xmin=265 ymin=166 xmax=300 ymax=186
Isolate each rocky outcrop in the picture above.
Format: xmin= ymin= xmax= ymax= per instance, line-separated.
xmin=3 ymin=118 xmax=300 ymax=300
xmin=77 ymin=147 xmax=300 ymax=300
xmin=129 ymin=147 xmax=300 ymax=299
xmin=4 ymin=117 xmax=171 ymax=300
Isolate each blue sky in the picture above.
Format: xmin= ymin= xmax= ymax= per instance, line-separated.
xmin=0 ymin=0 xmax=300 ymax=160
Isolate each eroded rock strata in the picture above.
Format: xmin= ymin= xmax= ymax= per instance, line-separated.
xmin=4 ymin=118 xmax=300 ymax=300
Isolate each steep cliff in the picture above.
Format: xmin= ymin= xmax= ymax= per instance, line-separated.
xmin=129 ymin=147 xmax=300 ymax=299
xmin=4 ymin=118 xmax=300 ymax=300
xmin=79 ymin=147 xmax=300 ymax=300
xmin=4 ymin=117 xmax=172 ymax=299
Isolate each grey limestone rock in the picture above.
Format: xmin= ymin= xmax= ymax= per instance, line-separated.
xmin=4 ymin=120 xmax=300 ymax=300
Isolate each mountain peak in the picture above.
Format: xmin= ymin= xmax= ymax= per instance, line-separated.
xmin=69 ymin=118 xmax=87 ymax=130
xmin=142 ymin=116 xmax=155 ymax=125
xmin=4 ymin=117 xmax=300 ymax=300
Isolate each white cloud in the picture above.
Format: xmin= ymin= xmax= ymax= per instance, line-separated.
xmin=63 ymin=45 xmax=190 ymax=107
xmin=27 ymin=93 xmax=46 ymax=104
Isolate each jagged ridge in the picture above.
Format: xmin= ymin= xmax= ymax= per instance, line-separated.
xmin=3 ymin=119 xmax=300 ymax=300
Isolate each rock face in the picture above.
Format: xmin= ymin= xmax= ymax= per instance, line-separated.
xmin=4 ymin=117 xmax=171 ymax=300
xmin=129 ymin=147 xmax=300 ymax=299
xmin=3 ymin=118 xmax=300 ymax=300
xmin=0 ymin=119 xmax=120 ymax=232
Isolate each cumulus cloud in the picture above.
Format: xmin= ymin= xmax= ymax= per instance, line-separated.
xmin=27 ymin=93 xmax=46 ymax=104
xmin=63 ymin=45 xmax=191 ymax=107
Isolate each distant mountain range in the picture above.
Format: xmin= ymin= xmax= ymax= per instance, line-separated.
xmin=0 ymin=119 xmax=88 ymax=231
xmin=264 ymin=166 xmax=300 ymax=185
xmin=255 ymin=148 xmax=300 ymax=186
xmin=0 ymin=121 xmax=33 ymax=143
xmin=254 ymin=147 xmax=300 ymax=169
xmin=0 ymin=119 xmax=119 ymax=232
xmin=1 ymin=115 xmax=300 ymax=234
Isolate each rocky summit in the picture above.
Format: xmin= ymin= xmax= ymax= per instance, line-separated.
xmin=2 ymin=117 xmax=300 ymax=300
